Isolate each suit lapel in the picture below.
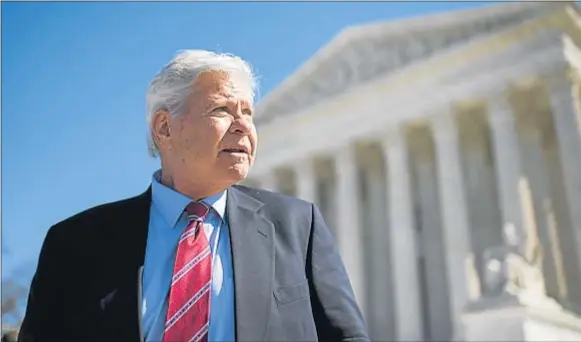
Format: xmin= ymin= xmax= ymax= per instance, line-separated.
xmin=227 ymin=186 xmax=275 ymax=342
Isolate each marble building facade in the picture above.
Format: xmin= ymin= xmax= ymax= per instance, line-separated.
xmin=244 ymin=3 xmax=581 ymax=341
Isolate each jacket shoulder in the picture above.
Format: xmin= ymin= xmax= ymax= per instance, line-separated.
xmin=232 ymin=184 xmax=312 ymax=211
xmin=49 ymin=190 xmax=149 ymax=238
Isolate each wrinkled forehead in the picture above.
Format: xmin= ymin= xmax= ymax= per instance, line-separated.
xmin=191 ymin=70 xmax=254 ymax=105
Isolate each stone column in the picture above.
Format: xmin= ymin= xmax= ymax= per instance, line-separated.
xmin=433 ymin=112 xmax=472 ymax=341
xmin=546 ymin=70 xmax=581 ymax=276
xmin=295 ymin=157 xmax=317 ymax=203
xmin=335 ymin=143 xmax=365 ymax=313
xmin=382 ymin=127 xmax=423 ymax=341
xmin=488 ymin=92 xmax=527 ymax=250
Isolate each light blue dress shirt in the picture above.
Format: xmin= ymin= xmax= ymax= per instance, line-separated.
xmin=141 ymin=171 xmax=235 ymax=342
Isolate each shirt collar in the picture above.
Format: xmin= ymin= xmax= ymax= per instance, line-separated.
xmin=151 ymin=169 xmax=227 ymax=229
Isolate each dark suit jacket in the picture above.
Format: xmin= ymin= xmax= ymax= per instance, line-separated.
xmin=19 ymin=185 xmax=369 ymax=342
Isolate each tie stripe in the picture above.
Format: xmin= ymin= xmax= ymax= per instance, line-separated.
xmin=171 ymin=247 xmax=211 ymax=285
xmin=163 ymin=202 xmax=212 ymax=342
xmin=187 ymin=214 xmax=204 ymax=221
xmin=178 ymin=227 xmax=199 ymax=244
xmin=164 ymin=281 xmax=212 ymax=331
xmin=188 ymin=323 xmax=209 ymax=342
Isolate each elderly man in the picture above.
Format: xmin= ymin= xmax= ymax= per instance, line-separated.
xmin=19 ymin=50 xmax=369 ymax=342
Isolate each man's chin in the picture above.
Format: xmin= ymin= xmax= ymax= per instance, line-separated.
xmin=221 ymin=163 xmax=250 ymax=183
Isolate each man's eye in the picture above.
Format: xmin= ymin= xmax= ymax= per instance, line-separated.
xmin=242 ymin=109 xmax=253 ymax=116
xmin=212 ymin=106 xmax=230 ymax=113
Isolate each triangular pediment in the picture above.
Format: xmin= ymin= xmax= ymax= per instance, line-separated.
xmin=255 ymin=2 xmax=570 ymax=124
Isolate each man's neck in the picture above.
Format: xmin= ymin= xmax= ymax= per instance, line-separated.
xmin=159 ymin=169 xmax=226 ymax=201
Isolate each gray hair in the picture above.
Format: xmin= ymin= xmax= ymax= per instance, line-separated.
xmin=145 ymin=50 xmax=258 ymax=158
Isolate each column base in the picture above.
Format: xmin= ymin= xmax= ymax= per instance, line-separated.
xmin=461 ymin=293 xmax=581 ymax=341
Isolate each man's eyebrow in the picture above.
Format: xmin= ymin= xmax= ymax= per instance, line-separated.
xmin=202 ymin=97 xmax=224 ymax=110
xmin=202 ymin=95 xmax=253 ymax=111
xmin=203 ymin=102 xmax=216 ymax=110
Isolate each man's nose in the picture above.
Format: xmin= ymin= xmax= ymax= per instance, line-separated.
xmin=231 ymin=116 xmax=253 ymax=134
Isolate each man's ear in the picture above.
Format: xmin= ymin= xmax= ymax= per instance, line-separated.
xmin=152 ymin=110 xmax=172 ymax=150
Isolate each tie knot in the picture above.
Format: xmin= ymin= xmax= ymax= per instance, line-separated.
xmin=185 ymin=201 xmax=210 ymax=222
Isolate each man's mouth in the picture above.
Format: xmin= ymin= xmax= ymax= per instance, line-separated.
xmin=222 ymin=148 xmax=247 ymax=154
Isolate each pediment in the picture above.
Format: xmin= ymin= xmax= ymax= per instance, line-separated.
xmin=255 ymin=2 xmax=568 ymax=125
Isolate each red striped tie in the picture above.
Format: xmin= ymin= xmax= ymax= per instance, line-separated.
xmin=163 ymin=202 xmax=212 ymax=342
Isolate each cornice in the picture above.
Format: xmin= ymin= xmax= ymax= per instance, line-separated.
xmin=250 ymin=30 xmax=568 ymax=175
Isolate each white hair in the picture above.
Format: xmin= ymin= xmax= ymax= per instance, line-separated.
xmin=145 ymin=49 xmax=258 ymax=158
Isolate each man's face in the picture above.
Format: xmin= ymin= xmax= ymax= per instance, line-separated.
xmin=162 ymin=71 xmax=257 ymax=188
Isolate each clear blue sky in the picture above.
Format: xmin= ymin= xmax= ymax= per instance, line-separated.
xmin=2 ymin=1 xmax=495 ymax=283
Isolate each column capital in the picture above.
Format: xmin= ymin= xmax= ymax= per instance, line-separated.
xmin=487 ymin=91 xmax=515 ymax=125
xmin=431 ymin=111 xmax=458 ymax=143
xmin=545 ymin=69 xmax=581 ymax=120
xmin=333 ymin=142 xmax=357 ymax=166
xmin=380 ymin=125 xmax=406 ymax=151
xmin=543 ymin=67 xmax=579 ymax=93
xmin=293 ymin=155 xmax=315 ymax=168
xmin=567 ymin=65 xmax=581 ymax=85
